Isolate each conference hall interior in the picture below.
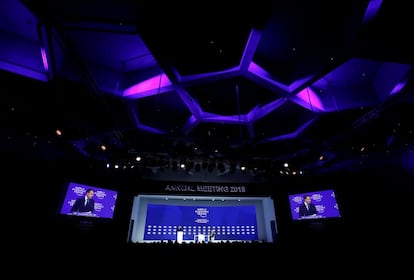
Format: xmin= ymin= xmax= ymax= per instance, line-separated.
xmin=2 ymin=0 xmax=413 ymax=271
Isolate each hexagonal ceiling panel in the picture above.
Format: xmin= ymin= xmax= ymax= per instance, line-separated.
xmin=1 ymin=0 xmax=413 ymax=172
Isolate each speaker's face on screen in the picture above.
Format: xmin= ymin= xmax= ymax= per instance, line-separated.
xmin=304 ymin=196 xmax=311 ymax=204
xmin=86 ymin=190 xmax=95 ymax=199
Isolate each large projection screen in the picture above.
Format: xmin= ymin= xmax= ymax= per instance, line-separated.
xmin=128 ymin=194 xmax=277 ymax=243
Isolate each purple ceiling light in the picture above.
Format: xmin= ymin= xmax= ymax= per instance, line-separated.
xmin=240 ymin=29 xmax=262 ymax=71
xmin=0 ymin=31 xmax=48 ymax=81
xmin=373 ymin=61 xmax=411 ymax=100
xmin=390 ymin=81 xmax=407 ymax=96
xmin=247 ymin=98 xmax=288 ymax=122
xmin=264 ymin=118 xmax=317 ymax=142
xmin=202 ymin=113 xmax=249 ymax=125
xmin=129 ymin=104 xmax=165 ymax=134
xmin=183 ymin=115 xmax=200 ymax=135
xmin=308 ymin=58 xmax=412 ymax=111
xmin=247 ymin=61 xmax=289 ymax=92
xmin=136 ymin=123 xmax=166 ymax=134
xmin=40 ymin=47 xmax=49 ymax=72
xmin=179 ymin=66 xmax=240 ymax=86
xmin=362 ymin=0 xmax=383 ymax=24
xmin=293 ymin=87 xmax=325 ymax=112
xmin=185 ymin=97 xmax=290 ymax=134
xmin=177 ymin=28 xmax=262 ymax=86
xmin=176 ymin=87 xmax=203 ymax=118
xmin=0 ymin=59 xmax=47 ymax=81
xmin=123 ymin=73 xmax=173 ymax=99
xmin=288 ymin=75 xmax=317 ymax=93
xmin=181 ymin=98 xmax=289 ymax=134
xmin=247 ymin=62 xmax=315 ymax=94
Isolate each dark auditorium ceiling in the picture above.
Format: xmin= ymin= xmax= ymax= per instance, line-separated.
xmin=1 ymin=0 xmax=413 ymax=179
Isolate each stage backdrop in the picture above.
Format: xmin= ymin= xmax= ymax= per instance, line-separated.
xmin=129 ymin=194 xmax=277 ymax=243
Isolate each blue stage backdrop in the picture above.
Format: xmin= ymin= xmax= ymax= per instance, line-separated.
xmin=144 ymin=204 xmax=258 ymax=241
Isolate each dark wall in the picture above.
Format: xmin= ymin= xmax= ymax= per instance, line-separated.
xmin=6 ymin=156 xmax=413 ymax=274
xmin=10 ymin=157 xmax=414 ymax=250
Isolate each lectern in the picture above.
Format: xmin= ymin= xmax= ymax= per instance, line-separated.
xmin=196 ymin=234 xmax=205 ymax=243
xmin=176 ymin=229 xmax=183 ymax=244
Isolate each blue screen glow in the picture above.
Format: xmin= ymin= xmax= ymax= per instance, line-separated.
xmin=144 ymin=204 xmax=258 ymax=242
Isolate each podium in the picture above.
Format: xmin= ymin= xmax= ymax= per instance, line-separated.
xmin=299 ymin=214 xmax=324 ymax=220
xmin=195 ymin=234 xmax=205 ymax=243
xmin=176 ymin=231 xmax=183 ymax=244
xmin=70 ymin=212 xmax=97 ymax=217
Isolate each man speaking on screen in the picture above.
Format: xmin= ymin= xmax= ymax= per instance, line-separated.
xmin=298 ymin=195 xmax=318 ymax=218
xmin=71 ymin=189 xmax=95 ymax=214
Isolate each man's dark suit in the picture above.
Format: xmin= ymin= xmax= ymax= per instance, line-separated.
xmin=298 ymin=203 xmax=318 ymax=218
xmin=71 ymin=197 xmax=95 ymax=213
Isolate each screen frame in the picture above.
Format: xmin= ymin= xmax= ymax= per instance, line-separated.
xmin=128 ymin=194 xmax=277 ymax=243
xmin=57 ymin=181 xmax=119 ymax=220
xmin=288 ymin=189 xmax=342 ymax=222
